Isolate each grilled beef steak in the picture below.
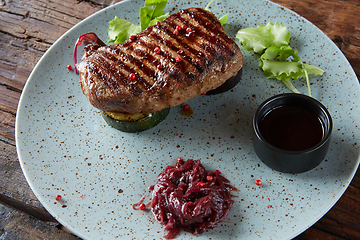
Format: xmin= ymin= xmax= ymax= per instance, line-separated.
xmin=77 ymin=7 xmax=244 ymax=114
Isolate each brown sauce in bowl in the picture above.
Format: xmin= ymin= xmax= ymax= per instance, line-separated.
xmin=259 ymin=105 xmax=324 ymax=151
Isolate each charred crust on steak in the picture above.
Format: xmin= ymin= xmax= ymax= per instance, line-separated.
xmin=78 ymin=7 xmax=244 ymax=114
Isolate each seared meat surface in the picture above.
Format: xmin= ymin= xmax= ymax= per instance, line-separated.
xmin=78 ymin=7 xmax=244 ymax=114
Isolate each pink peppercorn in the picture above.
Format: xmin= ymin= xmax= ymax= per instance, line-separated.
xmin=129 ymin=73 xmax=136 ymax=80
xmin=156 ymin=21 xmax=160 ymax=26
xmin=186 ymin=27 xmax=192 ymax=32
xmin=130 ymin=35 xmax=136 ymax=40
xmin=157 ymin=64 xmax=163 ymax=70
xmin=175 ymin=56 xmax=182 ymax=62
xmin=176 ymin=26 xmax=182 ymax=31
xmin=55 ymin=195 xmax=62 ymax=201
xmin=139 ymin=204 xmax=146 ymax=210
xmin=154 ymin=47 xmax=161 ymax=54
xmin=173 ymin=30 xmax=179 ymax=35
xmin=255 ymin=179 xmax=262 ymax=186
xmin=206 ymin=175 xmax=213 ymax=181
xmin=66 ymin=64 xmax=72 ymax=70
xmin=216 ymin=170 xmax=222 ymax=175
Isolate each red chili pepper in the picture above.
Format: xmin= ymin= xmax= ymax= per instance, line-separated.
xmin=255 ymin=179 xmax=262 ymax=186
xmin=129 ymin=73 xmax=136 ymax=80
xmin=55 ymin=195 xmax=62 ymax=201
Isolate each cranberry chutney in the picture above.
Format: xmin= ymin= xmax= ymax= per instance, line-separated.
xmin=252 ymin=93 xmax=333 ymax=174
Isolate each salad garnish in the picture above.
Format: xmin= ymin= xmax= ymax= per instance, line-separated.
xmin=108 ymin=0 xmax=228 ymax=45
xmin=236 ymin=22 xmax=324 ymax=96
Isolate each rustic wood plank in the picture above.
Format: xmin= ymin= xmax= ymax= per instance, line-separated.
xmin=2 ymin=210 xmax=80 ymax=240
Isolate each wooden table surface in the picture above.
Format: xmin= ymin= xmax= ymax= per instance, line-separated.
xmin=0 ymin=0 xmax=359 ymax=239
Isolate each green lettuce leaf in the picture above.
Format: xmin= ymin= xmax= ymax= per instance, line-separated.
xmin=148 ymin=12 xmax=170 ymax=27
xmin=219 ymin=13 xmax=229 ymax=25
xmin=259 ymin=46 xmax=324 ymax=81
xmin=236 ymin=22 xmax=290 ymax=54
xmin=236 ymin=23 xmax=324 ymax=96
xmin=205 ymin=0 xmax=229 ymax=25
xmin=108 ymin=17 xmax=141 ymax=44
xmin=140 ymin=0 xmax=168 ymax=30
xmin=108 ymin=0 xmax=167 ymax=43
xmin=259 ymin=46 xmax=324 ymax=96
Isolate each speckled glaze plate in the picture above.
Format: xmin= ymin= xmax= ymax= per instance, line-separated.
xmin=15 ymin=0 xmax=360 ymax=239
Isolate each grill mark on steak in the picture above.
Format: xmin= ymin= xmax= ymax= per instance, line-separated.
xmin=173 ymin=9 xmax=235 ymax=57
xmin=103 ymin=46 xmax=154 ymax=96
xmin=87 ymin=50 xmax=143 ymax=96
xmin=78 ymin=7 xmax=244 ymax=114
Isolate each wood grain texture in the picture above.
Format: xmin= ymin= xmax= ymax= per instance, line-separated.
xmin=0 ymin=0 xmax=359 ymax=239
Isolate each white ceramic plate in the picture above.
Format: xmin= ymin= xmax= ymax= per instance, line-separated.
xmin=15 ymin=0 xmax=360 ymax=239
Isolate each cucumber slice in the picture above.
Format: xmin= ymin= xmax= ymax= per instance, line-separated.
xmin=101 ymin=108 xmax=170 ymax=133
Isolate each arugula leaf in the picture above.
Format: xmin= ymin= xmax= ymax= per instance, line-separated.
xmin=140 ymin=0 xmax=168 ymax=30
xmin=236 ymin=22 xmax=290 ymax=54
xmin=108 ymin=17 xmax=141 ymax=44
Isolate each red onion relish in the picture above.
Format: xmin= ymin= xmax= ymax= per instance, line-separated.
xmin=150 ymin=158 xmax=237 ymax=239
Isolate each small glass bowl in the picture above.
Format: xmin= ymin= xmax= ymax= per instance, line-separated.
xmin=252 ymin=93 xmax=333 ymax=174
